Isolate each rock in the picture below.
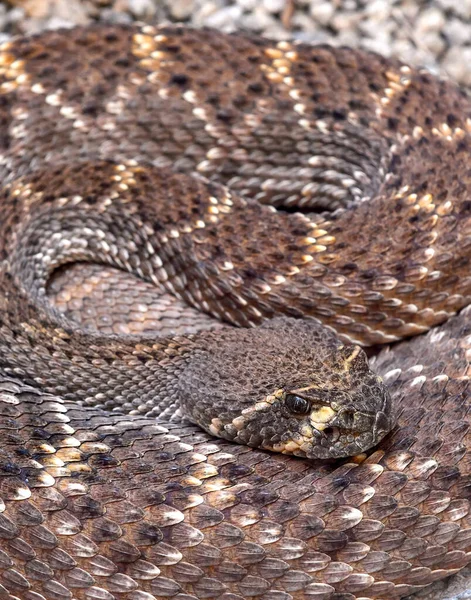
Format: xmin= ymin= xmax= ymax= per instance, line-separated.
xmin=192 ymin=1 xmax=220 ymax=25
xmin=443 ymin=46 xmax=471 ymax=87
xmin=419 ymin=31 xmax=446 ymax=56
xmin=416 ymin=7 xmax=446 ymax=32
xmin=168 ymin=0 xmax=195 ymax=20
xmin=262 ymin=0 xmax=285 ymax=13
xmin=127 ymin=0 xmax=157 ymax=18
xmin=99 ymin=8 xmax=132 ymax=23
xmin=435 ymin=0 xmax=471 ymax=19
xmin=364 ymin=0 xmax=390 ymax=20
xmin=332 ymin=10 xmax=362 ymax=32
xmin=236 ymin=0 xmax=258 ymax=10
xmin=309 ymin=1 xmax=334 ymax=25
xmin=443 ymin=17 xmax=470 ymax=46
xmin=240 ymin=7 xmax=276 ymax=31
xmin=203 ymin=5 xmax=243 ymax=29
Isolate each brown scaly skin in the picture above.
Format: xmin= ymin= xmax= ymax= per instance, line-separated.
xmin=47 ymin=263 xmax=225 ymax=337
xmin=0 ymin=25 xmax=470 ymax=345
xmin=0 ymin=161 xmax=391 ymax=459
xmin=0 ymin=310 xmax=470 ymax=600
xmin=0 ymin=23 xmax=469 ymax=600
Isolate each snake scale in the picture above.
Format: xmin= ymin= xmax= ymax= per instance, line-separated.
xmin=0 ymin=22 xmax=470 ymax=600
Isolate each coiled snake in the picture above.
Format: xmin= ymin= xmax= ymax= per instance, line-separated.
xmin=0 ymin=23 xmax=470 ymax=600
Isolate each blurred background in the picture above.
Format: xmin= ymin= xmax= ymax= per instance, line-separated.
xmin=1 ymin=1 xmax=471 ymax=599
xmin=1 ymin=0 xmax=471 ymax=86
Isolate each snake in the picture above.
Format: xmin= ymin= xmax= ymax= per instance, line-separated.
xmin=0 ymin=22 xmax=470 ymax=600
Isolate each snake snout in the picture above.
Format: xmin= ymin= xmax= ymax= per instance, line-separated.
xmin=313 ymin=377 xmax=394 ymax=458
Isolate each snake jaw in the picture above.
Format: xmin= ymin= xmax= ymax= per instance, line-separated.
xmin=272 ymin=381 xmax=392 ymax=460
xmin=209 ymin=369 xmax=393 ymax=460
xmin=219 ymin=393 xmax=392 ymax=461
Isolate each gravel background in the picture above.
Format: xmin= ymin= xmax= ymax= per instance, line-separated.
xmin=3 ymin=0 xmax=471 ymax=86
xmin=1 ymin=1 xmax=471 ymax=599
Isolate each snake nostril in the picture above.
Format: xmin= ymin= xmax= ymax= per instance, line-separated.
xmin=323 ymin=426 xmax=340 ymax=443
xmin=340 ymin=409 xmax=356 ymax=428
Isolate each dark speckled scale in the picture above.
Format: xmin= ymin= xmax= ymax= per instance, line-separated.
xmin=0 ymin=22 xmax=468 ymax=600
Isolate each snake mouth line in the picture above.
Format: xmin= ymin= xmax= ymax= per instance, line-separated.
xmin=217 ymin=402 xmax=392 ymax=459
xmin=277 ymin=406 xmax=391 ymax=458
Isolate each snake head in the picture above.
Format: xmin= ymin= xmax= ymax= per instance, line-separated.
xmin=260 ymin=344 xmax=392 ymax=459
xmin=181 ymin=317 xmax=393 ymax=460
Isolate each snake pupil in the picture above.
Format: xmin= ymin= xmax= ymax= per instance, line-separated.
xmin=285 ymin=394 xmax=311 ymax=415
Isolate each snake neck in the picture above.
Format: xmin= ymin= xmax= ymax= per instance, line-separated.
xmin=0 ymin=267 xmax=201 ymax=417
xmin=0 ymin=267 xmax=393 ymax=460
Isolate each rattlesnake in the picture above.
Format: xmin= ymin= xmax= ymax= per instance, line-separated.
xmin=0 ymin=23 xmax=470 ymax=600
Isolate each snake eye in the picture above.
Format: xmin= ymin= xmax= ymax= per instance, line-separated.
xmin=285 ymin=394 xmax=311 ymax=415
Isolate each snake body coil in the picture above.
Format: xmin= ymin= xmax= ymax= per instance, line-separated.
xmin=0 ymin=23 xmax=470 ymax=600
